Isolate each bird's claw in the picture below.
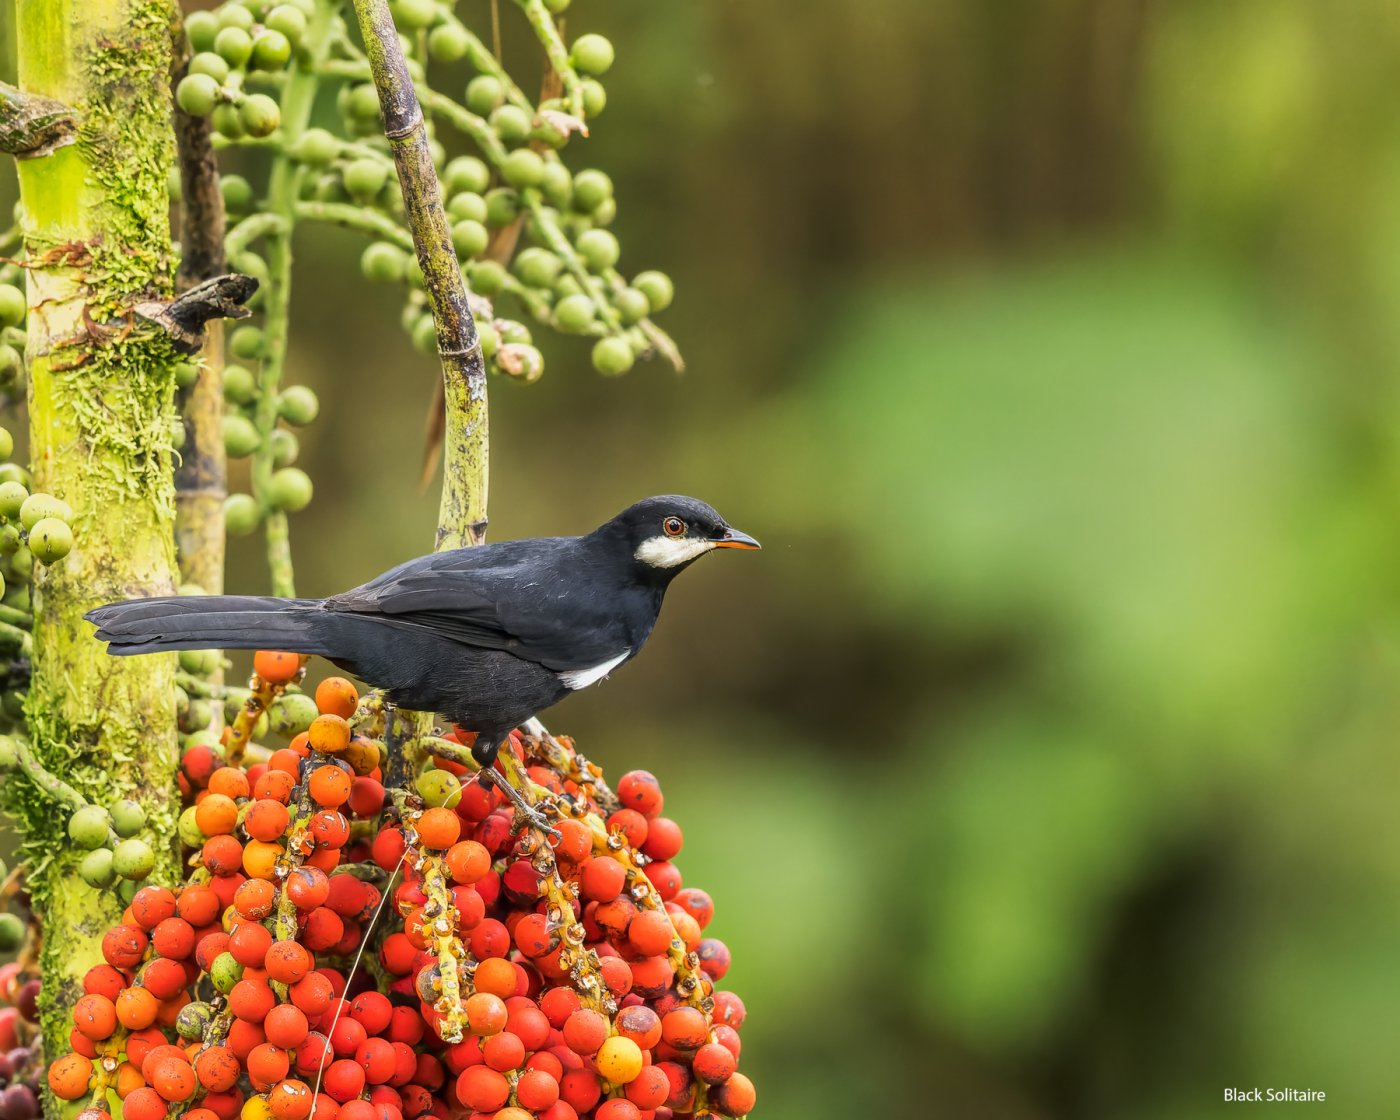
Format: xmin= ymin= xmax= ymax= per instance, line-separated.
xmin=481 ymin=768 xmax=560 ymax=842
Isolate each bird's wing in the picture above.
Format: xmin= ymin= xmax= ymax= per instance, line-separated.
xmin=323 ymin=540 xmax=632 ymax=671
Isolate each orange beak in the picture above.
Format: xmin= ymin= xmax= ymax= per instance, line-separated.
xmin=712 ymin=527 xmax=761 ymax=550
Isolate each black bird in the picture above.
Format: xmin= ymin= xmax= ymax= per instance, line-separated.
xmin=87 ymin=494 xmax=759 ymax=786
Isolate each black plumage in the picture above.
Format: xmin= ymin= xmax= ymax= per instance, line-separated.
xmin=87 ymin=496 xmax=759 ymax=767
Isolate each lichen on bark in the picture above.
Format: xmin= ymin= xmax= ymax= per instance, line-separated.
xmin=10 ymin=0 xmax=183 ymax=1082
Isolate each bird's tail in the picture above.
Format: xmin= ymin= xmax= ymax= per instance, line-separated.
xmin=86 ymin=595 xmax=332 ymax=656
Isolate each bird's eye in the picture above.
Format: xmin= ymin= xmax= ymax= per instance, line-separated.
xmin=663 ymin=517 xmax=685 ymax=537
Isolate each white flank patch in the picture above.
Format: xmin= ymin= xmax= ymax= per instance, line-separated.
xmin=635 ymin=535 xmax=715 ymax=569
xmin=559 ymin=650 xmax=630 ymax=690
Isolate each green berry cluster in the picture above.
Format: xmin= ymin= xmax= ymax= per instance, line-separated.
xmin=175 ymin=1 xmax=309 ymax=139
xmin=203 ymin=322 xmax=317 ymax=538
xmin=64 ymin=798 xmax=156 ymax=898
xmin=0 ymin=266 xmax=27 ymax=394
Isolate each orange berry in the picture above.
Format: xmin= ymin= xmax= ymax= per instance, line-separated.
xmin=194 ymin=1046 xmax=240 ymax=1092
xmin=308 ymin=764 xmax=350 ymax=808
xmin=48 ymin=1052 xmax=94 ymax=1100
xmin=267 ymin=1078 xmax=314 ymax=1120
xmin=464 ymin=992 xmax=507 ymax=1036
xmin=115 ymin=986 xmax=159 ymax=1030
xmin=445 ymin=840 xmax=491 ymax=885
xmin=415 ymin=807 xmax=460 ymax=849
xmin=195 ymin=793 xmax=239 ymax=837
xmin=253 ymin=650 xmax=302 ymax=684
xmin=242 ymin=839 xmax=283 ymax=880
xmin=114 ymin=1060 xmax=145 ymax=1099
xmin=471 ymin=956 xmax=517 ymax=999
xmin=307 ymin=715 xmax=351 ymax=756
xmin=72 ymin=993 xmax=118 ymax=1040
xmin=146 ymin=1053 xmax=197 ymax=1102
xmin=254 ymin=769 xmax=295 ymax=804
xmin=245 ymin=799 xmax=290 ymax=842
xmin=627 ymin=909 xmax=675 ymax=957
xmin=314 ymin=677 xmax=358 ymax=719
xmin=265 ymin=940 xmax=313 ymax=985
xmin=207 ymin=766 xmax=251 ymax=800
xmin=247 ymin=1042 xmax=290 ymax=1091
xmin=235 ymin=878 xmax=277 ymax=920
xmin=120 ymin=1087 xmax=167 ymax=1120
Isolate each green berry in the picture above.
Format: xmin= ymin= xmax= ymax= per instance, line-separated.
xmin=429 ymin=22 xmax=471 ymax=62
xmin=177 ymin=805 xmax=206 ymax=848
xmin=484 ymin=187 xmax=520 ymax=227
xmin=633 ymin=270 xmax=674 ymax=313
xmin=468 ymin=260 xmax=507 ymax=296
xmin=210 ymin=951 xmax=244 ymax=994
xmin=403 ymin=255 xmax=424 ymax=288
xmin=277 ymin=385 xmax=319 ymax=426
xmin=0 ymin=287 xmax=23 ymax=329
xmin=478 ymin=321 xmax=499 ymax=359
xmin=239 ymin=93 xmax=281 ymax=138
xmin=179 ymin=648 xmax=219 ymax=676
xmin=68 ymin=805 xmax=112 ymax=849
xmin=451 ymin=220 xmax=489 ymax=260
xmin=415 ymin=767 xmax=462 ymax=808
xmin=0 ymin=914 xmax=23 ymax=952
xmin=513 ymin=248 xmax=562 ymax=290
xmin=445 ymin=156 xmax=490 ymax=195
xmin=211 ymin=102 xmax=244 ymax=139
xmin=186 ymin=10 xmax=220 ymax=50
xmin=465 ymin=75 xmax=506 ymax=115
xmin=390 ymin=0 xmax=436 ymax=29
xmin=361 ymin=241 xmax=405 ymax=284
xmin=594 ymin=197 xmax=617 ymax=226
xmin=490 ymin=105 xmax=532 ymax=145
xmin=292 ymin=127 xmax=339 ymax=166
xmin=344 ymin=158 xmax=390 ymax=204
xmin=0 ymin=345 xmax=20 ymax=380
xmin=189 ymin=51 xmax=230 ymax=83
xmin=222 ymin=414 xmax=261 ymax=458
xmin=265 ymin=4 xmax=307 ymax=43
xmin=313 ymin=173 xmax=349 ymax=203
xmin=614 ymin=286 xmax=650 ymax=325
xmin=498 ymin=343 xmax=544 ymax=383
xmin=576 ymin=228 xmax=620 ymax=271
xmin=267 ymin=467 xmax=313 ymax=512
xmin=591 ymin=336 xmax=634 ymax=376
xmin=447 ymin=192 xmax=488 ymax=223
xmin=0 ymin=735 xmax=14 ymax=769
xmin=113 ymin=838 xmax=156 ymax=881
xmin=0 ymin=480 xmax=25 ymax=518
xmin=223 ymin=364 xmax=257 ymax=404
xmin=221 ymin=174 xmax=254 ymax=212
xmin=79 ymin=848 xmax=116 ymax=889
xmin=501 ymin=148 xmax=546 ymax=189
xmin=540 ymin=162 xmax=573 ymax=208
xmin=0 ymin=524 xmax=20 ymax=556
xmin=570 ymin=33 xmax=615 ymax=75
xmin=344 ymin=83 xmax=382 ymax=123
xmin=19 ymin=492 xmax=70 ymax=530
xmin=269 ymin=690 xmax=319 ymax=737
xmin=176 ymin=72 xmax=221 ymax=117
xmin=581 ymin=77 xmax=607 ymax=118
xmin=269 ymin=428 xmax=299 ymax=469
xmin=176 ymin=1002 xmax=216 ymax=1043
xmin=554 ymin=293 xmax=595 ymax=334
xmin=110 ymin=799 xmax=148 ymax=838
xmin=251 ymin=29 xmax=291 ymax=70
xmin=217 ymin=3 xmax=255 ymax=30
xmin=28 ymin=518 xmax=73 ymax=565
xmin=411 ymin=314 xmax=439 ymax=355
xmin=214 ymin=25 xmax=253 ymax=68
xmin=571 ymin=169 xmax=613 ymax=213
xmin=229 ymin=324 xmax=265 ymax=359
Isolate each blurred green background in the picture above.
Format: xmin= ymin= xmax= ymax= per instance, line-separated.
xmin=14 ymin=0 xmax=1400 ymax=1115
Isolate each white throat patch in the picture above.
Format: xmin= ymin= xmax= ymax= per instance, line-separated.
xmin=635 ymin=535 xmax=715 ymax=569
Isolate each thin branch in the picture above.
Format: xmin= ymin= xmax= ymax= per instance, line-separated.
xmin=352 ymin=0 xmax=489 ymax=552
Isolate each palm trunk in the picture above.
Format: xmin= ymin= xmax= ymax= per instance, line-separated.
xmin=13 ymin=0 xmax=181 ymax=1081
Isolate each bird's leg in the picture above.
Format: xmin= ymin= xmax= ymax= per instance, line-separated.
xmin=472 ymin=732 xmax=559 ymax=840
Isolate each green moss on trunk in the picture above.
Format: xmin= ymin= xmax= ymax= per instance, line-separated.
xmin=12 ymin=0 xmax=181 ymax=1086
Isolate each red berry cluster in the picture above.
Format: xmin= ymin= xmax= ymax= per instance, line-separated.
xmin=0 ymin=962 xmax=43 ymax=1120
xmin=46 ymin=659 xmax=754 ymax=1120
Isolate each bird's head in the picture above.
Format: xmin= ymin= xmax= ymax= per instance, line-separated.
xmin=600 ymin=495 xmax=761 ymax=575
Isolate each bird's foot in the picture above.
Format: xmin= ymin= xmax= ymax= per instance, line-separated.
xmin=480 ymin=768 xmax=560 ymax=842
